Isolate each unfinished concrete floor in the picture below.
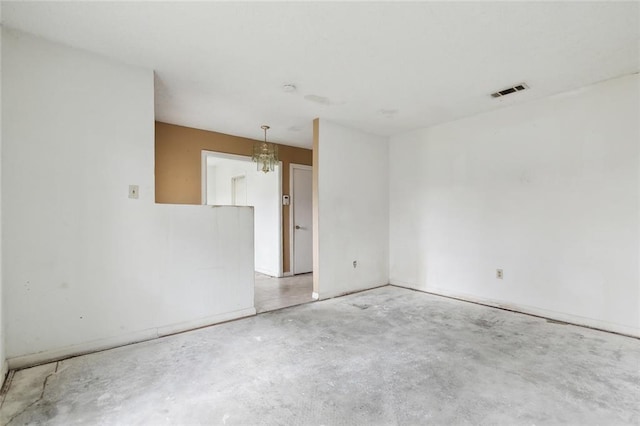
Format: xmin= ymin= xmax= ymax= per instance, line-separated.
xmin=254 ymin=272 xmax=314 ymax=313
xmin=1 ymin=286 xmax=639 ymax=425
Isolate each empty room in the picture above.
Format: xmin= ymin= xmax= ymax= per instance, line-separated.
xmin=0 ymin=1 xmax=639 ymax=425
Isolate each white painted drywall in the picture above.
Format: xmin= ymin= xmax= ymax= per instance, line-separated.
xmin=213 ymin=161 xmax=245 ymax=205
xmin=245 ymin=165 xmax=281 ymax=277
xmin=209 ymin=157 xmax=281 ymax=277
xmin=316 ymin=120 xmax=389 ymax=298
xmin=206 ymin=164 xmax=217 ymax=204
xmin=390 ymin=74 xmax=640 ymax=336
xmin=2 ymin=29 xmax=255 ymax=367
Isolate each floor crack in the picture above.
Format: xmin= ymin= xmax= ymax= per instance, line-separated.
xmin=5 ymin=362 xmax=59 ymax=426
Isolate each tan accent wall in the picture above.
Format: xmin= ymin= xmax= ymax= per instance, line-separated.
xmin=155 ymin=121 xmax=312 ymax=274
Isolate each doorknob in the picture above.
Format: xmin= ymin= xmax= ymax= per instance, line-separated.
xmin=295 ymin=225 xmax=302 ymax=230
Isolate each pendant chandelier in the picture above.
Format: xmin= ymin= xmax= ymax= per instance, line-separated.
xmin=252 ymin=125 xmax=279 ymax=173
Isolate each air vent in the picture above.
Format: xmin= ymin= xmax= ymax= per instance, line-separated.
xmin=491 ymin=83 xmax=529 ymax=98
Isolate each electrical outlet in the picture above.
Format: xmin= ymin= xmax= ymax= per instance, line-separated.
xmin=129 ymin=185 xmax=139 ymax=199
xmin=353 ymin=260 xmax=357 ymax=268
xmin=496 ymin=269 xmax=503 ymax=279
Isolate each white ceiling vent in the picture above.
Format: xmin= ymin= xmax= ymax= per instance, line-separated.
xmin=491 ymin=83 xmax=529 ymax=98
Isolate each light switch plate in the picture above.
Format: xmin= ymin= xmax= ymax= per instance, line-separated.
xmin=129 ymin=185 xmax=139 ymax=199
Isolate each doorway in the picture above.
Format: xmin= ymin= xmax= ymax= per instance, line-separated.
xmin=255 ymin=163 xmax=314 ymax=313
xmin=202 ymin=151 xmax=282 ymax=277
xmin=201 ymin=151 xmax=315 ymax=313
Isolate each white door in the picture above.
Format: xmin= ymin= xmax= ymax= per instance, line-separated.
xmin=292 ymin=165 xmax=313 ymax=274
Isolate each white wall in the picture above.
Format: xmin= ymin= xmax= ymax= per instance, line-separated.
xmin=207 ymin=156 xmax=281 ymax=277
xmin=212 ymin=161 xmax=246 ymax=205
xmin=316 ymin=120 xmax=389 ymax=298
xmin=390 ymin=74 xmax=640 ymax=336
xmin=206 ymin=164 xmax=217 ymax=203
xmin=2 ymin=29 xmax=255 ymax=368
xmin=244 ymin=164 xmax=281 ymax=277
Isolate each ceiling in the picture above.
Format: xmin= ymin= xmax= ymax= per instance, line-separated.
xmin=2 ymin=2 xmax=639 ymax=148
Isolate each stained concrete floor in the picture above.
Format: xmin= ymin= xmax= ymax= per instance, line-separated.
xmin=254 ymin=272 xmax=314 ymax=313
xmin=1 ymin=286 xmax=639 ymax=425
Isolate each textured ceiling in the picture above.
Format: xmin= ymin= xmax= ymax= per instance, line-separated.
xmin=2 ymin=1 xmax=639 ymax=148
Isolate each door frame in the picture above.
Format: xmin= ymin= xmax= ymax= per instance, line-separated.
xmin=289 ymin=163 xmax=313 ymax=275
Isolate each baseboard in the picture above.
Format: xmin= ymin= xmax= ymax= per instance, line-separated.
xmin=255 ymin=268 xmax=279 ymax=278
xmin=7 ymin=328 xmax=158 ymax=370
xmin=283 ymin=272 xmax=294 ymax=277
xmin=157 ymin=307 xmax=256 ymax=337
xmin=390 ymin=280 xmax=640 ymax=338
xmin=0 ymin=359 xmax=8 ymax=392
xmin=7 ymin=307 xmax=257 ymax=370
xmin=315 ymin=283 xmax=388 ymax=301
